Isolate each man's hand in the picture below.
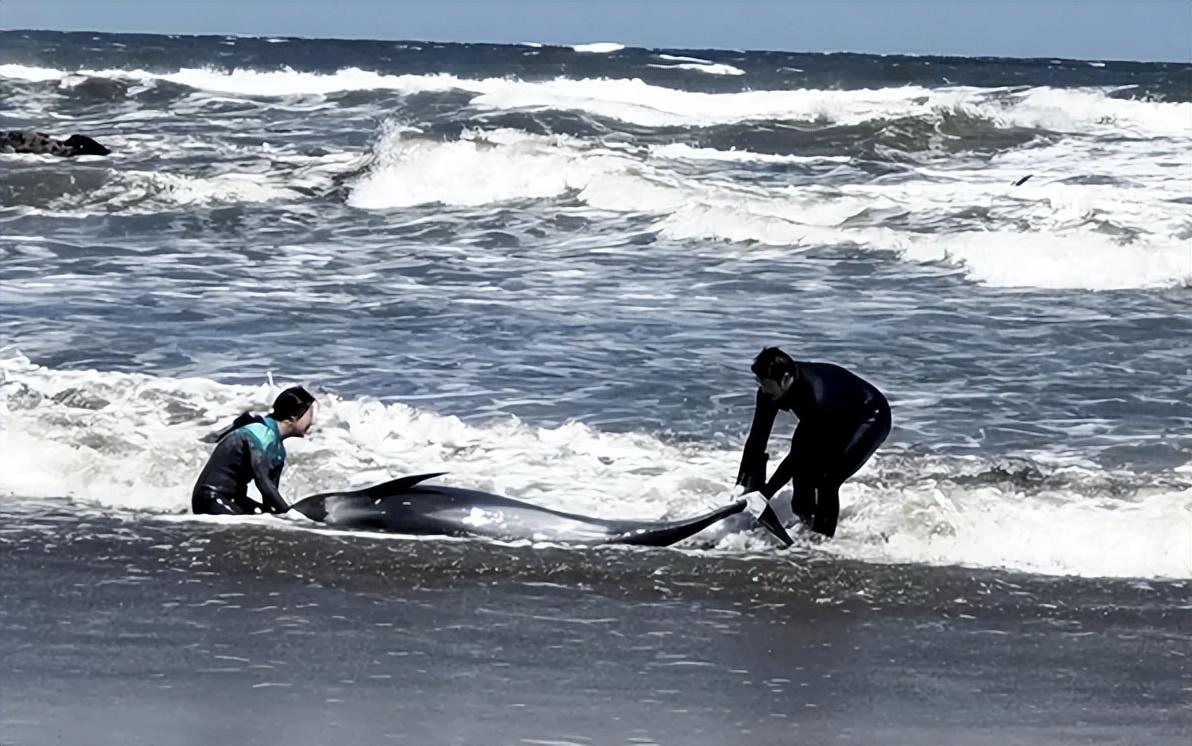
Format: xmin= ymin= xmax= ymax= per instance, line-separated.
xmin=736 ymin=450 xmax=769 ymax=492
xmin=743 ymin=490 xmax=771 ymax=517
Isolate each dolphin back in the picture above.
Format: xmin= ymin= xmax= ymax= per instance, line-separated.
xmin=288 ymin=472 xmax=448 ymax=521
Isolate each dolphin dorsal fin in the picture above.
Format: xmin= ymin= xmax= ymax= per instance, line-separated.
xmin=294 ymin=472 xmax=448 ymax=508
xmin=355 ymin=472 xmax=448 ymax=498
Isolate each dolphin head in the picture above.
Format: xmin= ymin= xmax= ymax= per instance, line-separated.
xmin=288 ymin=495 xmax=328 ymax=522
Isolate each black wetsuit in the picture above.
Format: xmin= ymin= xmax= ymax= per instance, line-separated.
xmin=736 ymin=362 xmax=891 ymax=537
xmin=191 ymin=417 xmax=289 ymax=515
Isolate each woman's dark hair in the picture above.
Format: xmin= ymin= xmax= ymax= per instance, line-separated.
xmin=751 ymin=346 xmax=797 ymax=383
xmin=202 ymin=411 xmax=263 ymax=444
xmin=271 ymin=386 xmax=315 ymax=421
xmin=200 ymin=387 xmax=314 ymax=444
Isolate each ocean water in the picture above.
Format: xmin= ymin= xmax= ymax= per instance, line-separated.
xmin=0 ymin=30 xmax=1190 ymax=744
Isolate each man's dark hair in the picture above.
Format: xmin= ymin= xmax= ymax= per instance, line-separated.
xmin=751 ymin=346 xmax=797 ymax=382
xmin=271 ymin=386 xmax=315 ymax=421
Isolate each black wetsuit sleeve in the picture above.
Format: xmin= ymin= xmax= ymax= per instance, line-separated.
xmin=736 ymin=388 xmax=778 ymax=491
xmin=249 ymin=444 xmax=289 ymax=514
xmin=762 ymin=434 xmax=803 ymax=499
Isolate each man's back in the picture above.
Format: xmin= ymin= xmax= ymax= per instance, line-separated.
xmin=781 ymin=361 xmax=886 ymax=424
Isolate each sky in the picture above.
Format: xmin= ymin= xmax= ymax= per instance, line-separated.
xmin=1 ymin=0 xmax=1190 ymax=63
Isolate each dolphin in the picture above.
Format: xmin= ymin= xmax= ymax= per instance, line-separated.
xmin=288 ymin=473 xmax=792 ymax=547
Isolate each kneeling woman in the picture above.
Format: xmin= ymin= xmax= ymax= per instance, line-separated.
xmin=192 ymin=386 xmax=316 ymax=515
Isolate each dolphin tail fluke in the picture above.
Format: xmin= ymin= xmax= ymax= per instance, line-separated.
xmin=754 ymin=503 xmax=794 ymax=547
xmin=739 ymin=491 xmax=794 ymax=547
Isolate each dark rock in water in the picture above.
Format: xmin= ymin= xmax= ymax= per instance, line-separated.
xmin=1 ymin=381 xmax=44 ymax=410
xmin=51 ymin=387 xmax=110 ymax=410
xmin=162 ymin=400 xmax=208 ymax=425
xmin=76 ymin=432 xmax=138 ymax=456
xmin=0 ymin=130 xmax=110 ymax=157
xmin=137 ymin=390 xmax=208 ymax=425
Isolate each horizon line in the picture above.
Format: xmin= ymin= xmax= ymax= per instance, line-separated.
xmin=2 ymin=26 xmax=1189 ymax=66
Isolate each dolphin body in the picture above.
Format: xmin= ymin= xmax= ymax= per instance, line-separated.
xmin=289 ymin=473 xmax=790 ymax=547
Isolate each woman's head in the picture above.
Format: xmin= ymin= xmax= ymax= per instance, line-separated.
xmin=271 ymin=386 xmax=317 ymax=436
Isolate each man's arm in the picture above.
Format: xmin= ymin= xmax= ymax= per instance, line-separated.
xmin=761 ymin=450 xmax=799 ymax=499
xmin=736 ymin=389 xmax=778 ymax=491
xmin=761 ymin=418 xmax=821 ymax=499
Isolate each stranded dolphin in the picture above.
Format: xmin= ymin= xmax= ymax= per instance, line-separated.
xmin=288 ymin=473 xmax=792 ymax=547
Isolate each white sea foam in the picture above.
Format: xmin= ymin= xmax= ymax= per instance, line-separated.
xmin=647 ymin=62 xmax=746 ymax=76
xmin=571 ymin=42 xmax=625 ymax=54
xmin=347 ymin=127 xmax=634 ymax=209
xmin=3 ymin=64 xmax=1187 ymax=289
xmin=3 ymin=64 xmax=1188 ymax=136
xmin=657 ymin=54 xmax=714 ymax=64
xmin=650 ymin=142 xmax=850 ymax=164
xmin=347 ymin=128 xmax=1191 ymax=289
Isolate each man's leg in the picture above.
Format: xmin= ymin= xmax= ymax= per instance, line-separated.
xmin=832 ymin=405 xmax=892 ymax=483
xmin=812 ymin=406 xmax=892 ymax=537
xmin=786 ymin=422 xmax=826 ymax=525
xmin=810 ymin=482 xmax=840 ymax=537
xmin=791 ymin=480 xmax=817 ymax=526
